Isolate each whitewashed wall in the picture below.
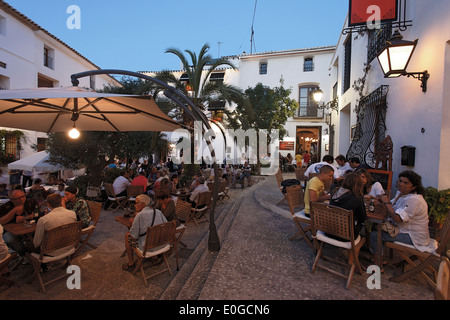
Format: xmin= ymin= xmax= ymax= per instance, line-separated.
xmin=331 ymin=0 xmax=450 ymax=190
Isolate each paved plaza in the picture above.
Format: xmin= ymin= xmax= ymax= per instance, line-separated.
xmin=0 ymin=173 xmax=435 ymax=301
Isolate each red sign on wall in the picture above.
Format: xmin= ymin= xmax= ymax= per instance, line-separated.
xmin=348 ymin=0 xmax=398 ymax=27
xmin=279 ymin=141 xmax=294 ymax=151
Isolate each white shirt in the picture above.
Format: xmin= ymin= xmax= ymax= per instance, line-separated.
xmin=130 ymin=207 xmax=167 ymax=250
xmin=391 ymin=191 xmax=436 ymax=252
xmin=304 ymin=162 xmax=339 ymax=179
xmin=113 ymin=176 xmax=130 ymax=195
xmin=337 ymin=162 xmax=353 ymax=177
xmin=33 ymin=206 xmax=77 ymax=255
xmin=190 ymin=184 xmax=209 ymax=203
xmin=367 ymin=182 xmax=385 ymax=197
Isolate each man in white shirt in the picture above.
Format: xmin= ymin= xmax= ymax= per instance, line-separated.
xmin=113 ymin=170 xmax=131 ymax=197
xmin=304 ymin=155 xmax=340 ymax=179
xmin=122 ymin=194 xmax=167 ymax=272
xmin=32 ymin=193 xmax=77 ymax=256
xmin=335 ymin=154 xmax=353 ymax=178
xmin=189 ymin=176 xmax=209 ymax=206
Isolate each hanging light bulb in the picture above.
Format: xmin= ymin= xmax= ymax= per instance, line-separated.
xmin=68 ymin=123 xmax=80 ymax=139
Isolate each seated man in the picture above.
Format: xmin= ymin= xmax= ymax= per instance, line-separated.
xmin=131 ymin=171 xmax=149 ymax=192
xmin=112 ymin=170 xmax=131 ymax=197
xmin=31 ymin=193 xmax=77 ymax=256
xmin=304 ymin=165 xmax=334 ymax=217
xmin=0 ymin=190 xmax=35 ymax=256
xmin=238 ymin=162 xmax=251 ymax=188
xmin=348 ymin=157 xmax=370 ymax=171
xmin=335 ymin=154 xmax=353 ymax=177
xmin=62 ymin=185 xmax=91 ymax=228
xmin=304 ymin=155 xmax=339 ymax=180
xmin=189 ymin=176 xmax=209 ymax=207
xmin=122 ymin=194 xmax=167 ymax=272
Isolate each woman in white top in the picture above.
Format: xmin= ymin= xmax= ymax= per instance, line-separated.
xmin=355 ymin=168 xmax=385 ymax=197
xmin=370 ymin=170 xmax=435 ymax=256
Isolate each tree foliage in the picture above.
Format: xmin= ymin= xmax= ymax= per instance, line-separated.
xmin=46 ymin=76 xmax=171 ymax=186
xmin=225 ymin=81 xmax=299 ymax=140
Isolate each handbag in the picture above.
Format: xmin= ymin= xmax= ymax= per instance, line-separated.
xmin=381 ymin=220 xmax=399 ymax=238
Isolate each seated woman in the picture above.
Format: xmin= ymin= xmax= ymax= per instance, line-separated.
xmin=355 ymin=168 xmax=385 ymax=197
xmin=370 ymin=170 xmax=434 ymax=257
xmin=329 ymin=173 xmax=367 ymax=240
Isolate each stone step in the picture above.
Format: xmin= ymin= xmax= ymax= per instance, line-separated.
xmin=158 ymin=187 xmax=251 ymax=300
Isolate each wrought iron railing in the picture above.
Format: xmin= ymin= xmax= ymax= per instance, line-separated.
xmin=346 ymin=85 xmax=389 ymax=168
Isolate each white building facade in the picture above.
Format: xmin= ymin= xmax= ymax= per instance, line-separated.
xmin=234 ymin=47 xmax=335 ymax=163
xmin=330 ymin=0 xmax=450 ymax=190
xmin=0 ymin=1 xmax=119 ymax=159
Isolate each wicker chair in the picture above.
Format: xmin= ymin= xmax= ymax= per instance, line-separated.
xmin=294 ymin=167 xmax=307 ymax=188
xmin=275 ymin=168 xmax=288 ymax=205
xmin=104 ymin=183 xmax=128 ymax=213
xmin=0 ymin=253 xmax=15 ymax=288
xmin=126 ymin=184 xmax=145 ymax=208
xmin=386 ymin=211 xmax=450 ymax=289
xmin=26 ymin=221 xmax=82 ymax=293
xmin=435 ymin=256 xmax=450 ymax=300
xmin=285 ymin=185 xmax=313 ymax=250
xmin=132 ymin=221 xmax=176 ymax=287
xmin=310 ymin=202 xmax=366 ymax=289
xmin=217 ymin=179 xmax=228 ymax=205
xmin=190 ymin=191 xmax=211 ymax=226
xmin=74 ymin=200 xmax=102 ymax=257
xmin=175 ymin=200 xmax=191 ymax=249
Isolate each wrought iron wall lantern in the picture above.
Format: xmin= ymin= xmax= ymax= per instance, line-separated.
xmin=312 ymin=88 xmax=339 ymax=114
xmin=377 ymin=30 xmax=430 ymax=92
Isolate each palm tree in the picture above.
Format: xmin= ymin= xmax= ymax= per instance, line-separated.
xmin=156 ymin=44 xmax=247 ymax=175
xmin=159 ymin=43 xmax=246 ymax=113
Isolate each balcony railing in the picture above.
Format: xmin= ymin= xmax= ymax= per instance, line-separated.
xmin=296 ymin=105 xmax=324 ymax=118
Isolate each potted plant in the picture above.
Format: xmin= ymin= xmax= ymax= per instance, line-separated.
xmin=424 ymin=186 xmax=450 ymax=230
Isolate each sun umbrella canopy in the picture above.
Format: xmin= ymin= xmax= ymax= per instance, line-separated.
xmin=0 ymin=86 xmax=180 ymax=133
xmin=7 ymin=151 xmax=64 ymax=172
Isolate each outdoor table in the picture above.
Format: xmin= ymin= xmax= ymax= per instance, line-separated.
xmin=365 ymin=198 xmax=388 ymax=268
xmin=115 ymin=215 xmax=132 ymax=229
xmin=0 ymin=199 xmax=10 ymax=205
xmin=3 ymin=221 xmax=36 ymax=237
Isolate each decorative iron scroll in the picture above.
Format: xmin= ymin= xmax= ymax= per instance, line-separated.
xmin=346 ymin=85 xmax=389 ymax=169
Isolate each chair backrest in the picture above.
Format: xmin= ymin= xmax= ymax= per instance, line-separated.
xmin=435 ymin=256 xmax=450 ymax=300
xmin=196 ymin=191 xmax=211 ymax=207
xmin=40 ymin=221 xmax=82 ymax=259
xmin=310 ymin=202 xmax=354 ymax=242
xmin=219 ymin=179 xmax=227 ymax=192
xmin=285 ymin=185 xmax=305 ymax=215
xmin=142 ymin=220 xmax=176 ymax=252
xmin=104 ymin=183 xmax=116 ymax=197
xmin=86 ymin=200 xmax=102 ymax=226
xmin=127 ymin=184 xmax=144 ymax=198
xmin=275 ymin=169 xmax=283 ymax=187
xmin=175 ymin=200 xmax=192 ymax=222
xmin=295 ymin=167 xmax=307 ymax=181
xmin=367 ymin=169 xmax=393 ymax=198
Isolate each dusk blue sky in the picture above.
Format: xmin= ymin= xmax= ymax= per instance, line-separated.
xmin=6 ymin=0 xmax=349 ymax=72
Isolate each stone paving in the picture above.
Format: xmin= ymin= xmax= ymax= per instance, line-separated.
xmin=0 ymin=173 xmax=436 ymax=301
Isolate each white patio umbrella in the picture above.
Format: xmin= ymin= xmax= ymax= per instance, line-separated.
xmin=0 ymin=86 xmax=180 ymax=134
xmin=7 ymin=151 xmax=63 ymax=172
